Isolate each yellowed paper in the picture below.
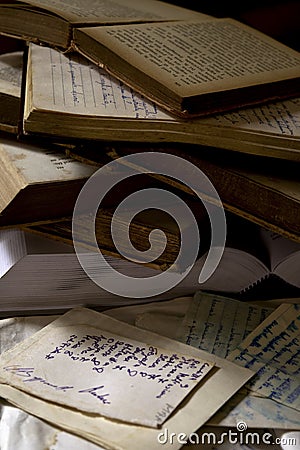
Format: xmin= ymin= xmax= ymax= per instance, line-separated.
xmin=178 ymin=292 xmax=274 ymax=358
xmin=24 ymin=0 xmax=210 ymax=23
xmin=228 ymin=303 xmax=300 ymax=412
xmin=0 ymin=307 xmax=253 ymax=449
xmin=80 ymin=19 xmax=300 ymax=96
xmin=0 ymin=310 xmax=215 ymax=427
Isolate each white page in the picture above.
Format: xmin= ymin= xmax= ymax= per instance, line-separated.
xmin=0 ymin=229 xmax=26 ymax=278
xmin=0 ymin=307 xmax=253 ymax=450
xmin=228 ymin=303 xmax=300 ymax=412
xmin=178 ymin=292 xmax=274 ymax=358
xmin=259 ymin=229 xmax=300 ymax=271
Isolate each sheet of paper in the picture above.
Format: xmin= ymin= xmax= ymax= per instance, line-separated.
xmin=177 ymin=292 xmax=274 ymax=358
xmin=2 ymin=403 xmax=288 ymax=450
xmin=135 ymin=312 xmax=183 ymax=339
xmin=228 ymin=303 xmax=300 ymax=412
xmin=131 ymin=294 xmax=300 ymax=430
xmin=105 ymin=296 xmax=192 ymax=325
xmin=0 ymin=307 xmax=253 ymax=450
xmin=0 ymin=308 xmax=215 ymax=428
xmin=0 ymin=315 xmax=58 ymax=354
xmin=208 ymin=391 xmax=300 ymax=430
xmin=0 ymin=138 xmax=96 ymax=184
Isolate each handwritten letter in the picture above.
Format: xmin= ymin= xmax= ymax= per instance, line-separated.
xmin=178 ymin=292 xmax=273 ymax=358
xmin=228 ymin=303 xmax=300 ymax=412
xmin=0 ymin=307 xmax=214 ymax=428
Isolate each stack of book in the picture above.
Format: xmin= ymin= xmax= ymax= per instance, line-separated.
xmin=0 ymin=1 xmax=299 ymax=447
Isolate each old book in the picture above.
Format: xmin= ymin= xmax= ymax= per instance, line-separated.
xmin=0 ymin=136 xmax=97 ymax=226
xmin=24 ymin=212 xmax=300 ymax=299
xmin=99 ymin=144 xmax=300 ymax=243
xmin=22 ymin=44 xmax=300 ymax=160
xmin=23 ymin=206 xmax=209 ymax=273
xmin=0 ymin=50 xmax=23 ymax=134
xmin=0 ymin=226 xmax=213 ymax=314
xmin=0 ymin=0 xmax=202 ymax=48
xmin=1 ymin=1 xmax=300 ymax=117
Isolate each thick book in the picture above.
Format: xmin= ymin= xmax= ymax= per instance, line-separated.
xmin=96 ymin=145 xmax=300 ymax=243
xmin=22 ymin=44 xmax=300 ymax=160
xmin=24 ymin=211 xmax=300 ymax=300
xmin=1 ymin=1 xmax=300 ymax=117
xmin=23 ymin=204 xmax=210 ymax=273
xmin=24 ymin=200 xmax=300 ymax=298
xmin=0 ymin=226 xmax=209 ymax=314
xmin=0 ymin=136 xmax=97 ymax=226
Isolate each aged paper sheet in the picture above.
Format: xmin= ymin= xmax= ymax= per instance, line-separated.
xmin=0 ymin=307 xmax=252 ymax=449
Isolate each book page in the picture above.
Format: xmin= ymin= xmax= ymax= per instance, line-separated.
xmin=0 ymin=229 xmax=26 ymax=278
xmin=24 ymin=0 xmax=209 ymax=23
xmin=0 ymin=51 xmax=23 ymax=98
xmin=228 ymin=303 xmax=300 ymax=412
xmin=203 ymin=97 xmax=300 ymax=139
xmin=0 ymin=139 xmax=96 ymax=183
xmin=27 ymin=44 xmax=171 ymax=119
xmin=177 ymin=292 xmax=274 ymax=358
xmin=0 ymin=307 xmax=253 ymax=449
xmin=260 ymin=228 xmax=300 ymax=271
xmin=81 ymin=18 xmax=300 ymax=96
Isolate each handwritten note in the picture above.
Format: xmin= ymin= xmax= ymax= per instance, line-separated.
xmin=178 ymin=292 xmax=273 ymax=358
xmin=0 ymin=307 xmax=253 ymax=449
xmin=209 ymin=391 xmax=300 ymax=429
xmin=0 ymin=307 xmax=214 ymax=428
xmin=228 ymin=303 xmax=300 ymax=412
xmin=34 ymin=45 xmax=169 ymax=119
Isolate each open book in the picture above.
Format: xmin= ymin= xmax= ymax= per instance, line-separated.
xmin=0 ymin=136 xmax=97 ymax=226
xmin=22 ymin=44 xmax=300 ymax=160
xmin=1 ymin=1 xmax=300 ymax=117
